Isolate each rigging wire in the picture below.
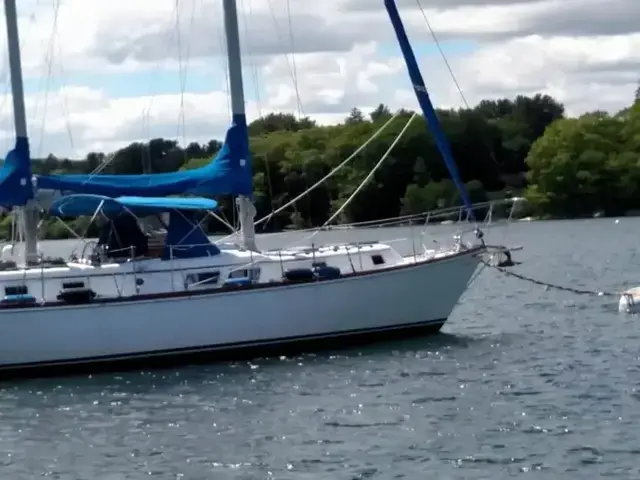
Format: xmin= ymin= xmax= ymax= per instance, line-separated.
xmin=414 ymin=0 xmax=470 ymax=109
xmin=34 ymin=0 xmax=61 ymax=159
xmin=415 ymin=0 xmax=502 ymax=173
xmin=266 ymin=0 xmax=305 ymax=116
xmin=284 ymin=0 xmax=303 ymax=118
xmin=283 ymin=0 xmax=313 ymax=225
xmin=216 ymin=0 xmax=231 ymax=120
xmin=85 ymin=152 xmax=117 ymax=178
xmin=239 ymin=0 xmax=277 ymax=224
xmin=54 ymin=40 xmax=76 ymax=154
xmin=175 ymin=0 xmax=197 ymax=146
xmin=174 ymin=0 xmax=184 ymax=146
xmin=138 ymin=1 xmax=182 ymax=142
xmin=87 ymin=1 xmax=190 ymax=177
xmin=255 ymin=110 xmax=401 ymax=225
xmin=240 ymin=0 xmax=263 ymax=117
xmin=37 ymin=0 xmax=77 ymax=158
xmin=300 ymin=113 xmax=417 ymax=245
xmin=207 ymin=211 xmax=236 ymax=233
xmin=94 ymin=0 xmax=194 ymax=176
xmin=214 ymin=109 xmax=404 ymax=245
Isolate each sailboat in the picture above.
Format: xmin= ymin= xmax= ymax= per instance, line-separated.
xmin=0 ymin=0 xmax=490 ymax=379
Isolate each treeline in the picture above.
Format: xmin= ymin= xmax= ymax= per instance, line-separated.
xmin=2 ymin=90 xmax=637 ymax=240
xmin=525 ymin=88 xmax=640 ymax=218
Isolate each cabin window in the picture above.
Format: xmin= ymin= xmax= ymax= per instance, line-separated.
xmin=229 ymin=268 xmax=260 ymax=282
xmin=185 ymin=271 xmax=220 ymax=288
xmin=62 ymin=281 xmax=85 ymax=289
xmin=5 ymin=285 xmax=28 ymax=296
xmin=312 ymin=261 xmax=327 ymax=268
xmin=371 ymin=254 xmax=385 ymax=266
xmin=229 ymin=269 xmax=248 ymax=279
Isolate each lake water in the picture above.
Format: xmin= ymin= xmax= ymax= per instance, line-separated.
xmin=1 ymin=218 xmax=640 ymax=479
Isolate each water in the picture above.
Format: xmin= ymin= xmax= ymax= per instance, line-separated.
xmin=2 ymin=218 xmax=640 ymax=479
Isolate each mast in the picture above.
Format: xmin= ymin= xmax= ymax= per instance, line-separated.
xmin=4 ymin=0 xmax=38 ymax=264
xmin=383 ymin=0 xmax=476 ymax=222
xmin=222 ymin=0 xmax=257 ymax=251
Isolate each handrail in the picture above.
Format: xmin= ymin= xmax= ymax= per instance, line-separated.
xmin=216 ymin=197 xmax=525 ymax=243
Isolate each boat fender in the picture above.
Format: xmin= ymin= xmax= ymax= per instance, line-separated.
xmin=224 ymin=277 xmax=252 ymax=288
xmin=313 ymin=265 xmax=341 ymax=279
xmin=1 ymin=294 xmax=36 ymax=305
xmin=57 ymin=288 xmax=96 ymax=305
xmin=283 ymin=268 xmax=315 ymax=283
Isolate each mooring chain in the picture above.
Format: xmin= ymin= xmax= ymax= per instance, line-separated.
xmin=481 ymin=260 xmax=622 ymax=298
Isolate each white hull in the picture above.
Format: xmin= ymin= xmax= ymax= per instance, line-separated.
xmin=0 ymin=247 xmax=482 ymax=376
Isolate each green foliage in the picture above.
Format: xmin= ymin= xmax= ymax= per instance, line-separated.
xmin=6 ymin=91 xmax=616 ymax=240
xmin=524 ymin=93 xmax=640 ymax=218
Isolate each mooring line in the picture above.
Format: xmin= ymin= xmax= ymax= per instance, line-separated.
xmin=481 ymin=260 xmax=622 ymax=298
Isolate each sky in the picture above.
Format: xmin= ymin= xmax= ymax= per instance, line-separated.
xmin=0 ymin=0 xmax=636 ymax=159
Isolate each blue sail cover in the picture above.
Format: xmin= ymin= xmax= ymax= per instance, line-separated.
xmin=0 ymin=136 xmax=34 ymax=206
xmin=36 ymin=114 xmax=253 ymax=198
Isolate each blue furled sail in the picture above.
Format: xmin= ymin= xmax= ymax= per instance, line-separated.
xmin=0 ymin=136 xmax=34 ymax=206
xmin=383 ymin=0 xmax=475 ymax=221
xmin=36 ymin=115 xmax=252 ymax=199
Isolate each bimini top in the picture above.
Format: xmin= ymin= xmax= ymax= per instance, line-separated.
xmin=49 ymin=194 xmax=218 ymax=218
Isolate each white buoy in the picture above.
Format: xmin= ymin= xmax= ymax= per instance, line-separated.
xmin=491 ymin=250 xmax=508 ymax=266
xmin=619 ymin=287 xmax=640 ymax=313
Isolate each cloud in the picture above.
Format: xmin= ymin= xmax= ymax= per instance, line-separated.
xmin=343 ymin=0 xmax=640 ymax=39
xmin=0 ymin=0 xmax=633 ymax=159
xmin=260 ymin=42 xmax=405 ymax=115
xmin=92 ymin=8 xmax=359 ymax=63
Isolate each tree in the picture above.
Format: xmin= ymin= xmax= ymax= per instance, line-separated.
xmin=401 ymin=179 xmax=458 ymax=215
xmin=524 ymin=106 xmax=634 ymax=217
xmin=84 ymin=152 xmax=104 ymax=173
xmin=248 ymin=113 xmax=315 ymax=136
xmin=370 ymin=103 xmax=392 ymax=122
xmin=41 ymin=154 xmax=59 ymax=175
xmin=345 ymin=107 xmax=365 ymax=124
